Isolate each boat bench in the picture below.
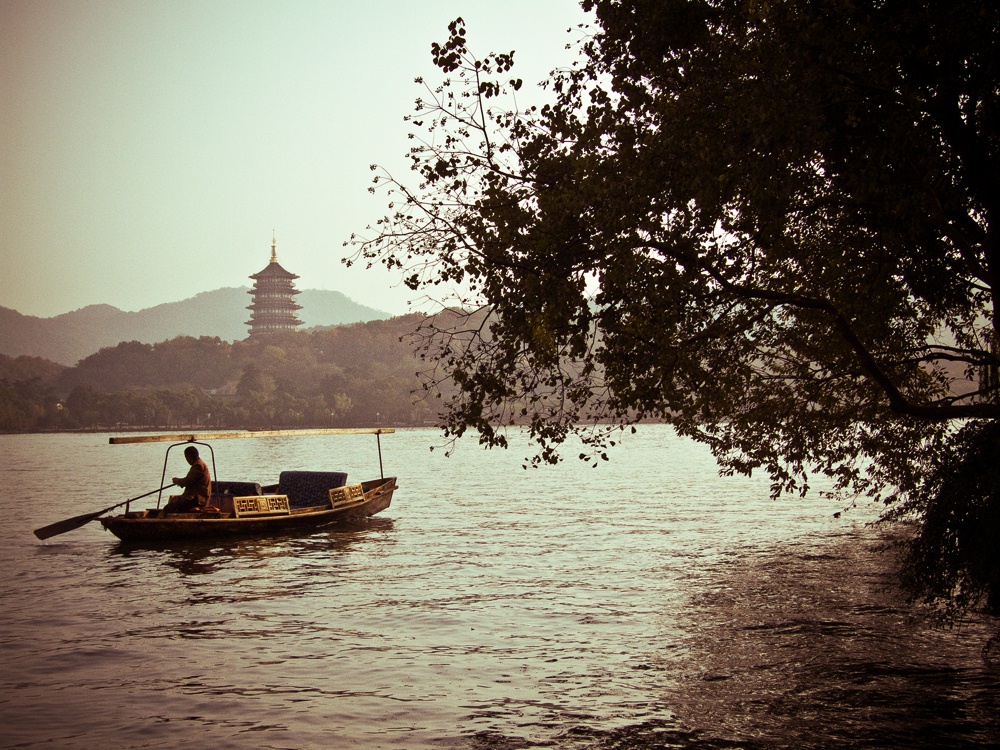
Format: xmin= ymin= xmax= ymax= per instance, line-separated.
xmin=275 ymin=470 xmax=349 ymax=509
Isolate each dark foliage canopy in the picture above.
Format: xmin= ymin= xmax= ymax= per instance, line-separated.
xmin=351 ymin=1 xmax=999 ymax=610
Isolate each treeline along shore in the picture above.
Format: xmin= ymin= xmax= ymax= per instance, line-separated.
xmin=0 ymin=314 xmax=437 ymax=432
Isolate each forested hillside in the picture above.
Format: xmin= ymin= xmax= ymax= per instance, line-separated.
xmin=0 ymin=315 xmax=436 ymax=431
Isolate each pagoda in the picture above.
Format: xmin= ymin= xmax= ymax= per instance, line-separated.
xmin=245 ymin=235 xmax=303 ymax=337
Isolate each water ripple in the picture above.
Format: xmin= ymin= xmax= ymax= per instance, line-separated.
xmin=1 ymin=428 xmax=997 ymax=749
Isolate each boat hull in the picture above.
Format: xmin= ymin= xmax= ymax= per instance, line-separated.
xmin=100 ymin=477 xmax=396 ymax=543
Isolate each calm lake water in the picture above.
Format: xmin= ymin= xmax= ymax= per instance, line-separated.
xmin=1 ymin=427 xmax=997 ymax=749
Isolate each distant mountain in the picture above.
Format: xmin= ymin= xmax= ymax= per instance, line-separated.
xmin=0 ymin=287 xmax=390 ymax=365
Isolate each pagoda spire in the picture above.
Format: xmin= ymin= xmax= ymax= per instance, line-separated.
xmin=271 ymin=230 xmax=278 ymax=263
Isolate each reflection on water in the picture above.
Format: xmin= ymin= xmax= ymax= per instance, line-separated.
xmin=667 ymin=532 xmax=1000 ymax=749
xmin=0 ymin=428 xmax=997 ymax=749
xmin=107 ymin=517 xmax=396 ymax=577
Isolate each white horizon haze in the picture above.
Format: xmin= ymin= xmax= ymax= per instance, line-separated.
xmin=1 ymin=0 xmax=589 ymax=319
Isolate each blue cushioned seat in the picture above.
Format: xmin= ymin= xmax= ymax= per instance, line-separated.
xmin=278 ymin=470 xmax=348 ymax=509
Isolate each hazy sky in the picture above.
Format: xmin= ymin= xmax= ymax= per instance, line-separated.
xmin=1 ymin=0 xmax=589 ymax=318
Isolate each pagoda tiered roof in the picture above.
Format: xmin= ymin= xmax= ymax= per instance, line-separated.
xmin=245 ymin=235 xmax=303 ymax=337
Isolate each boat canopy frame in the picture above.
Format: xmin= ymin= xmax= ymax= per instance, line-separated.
xmin=109 ymin=428 xmax=395 ymax=513
xmin=150 ymin=440 xmax=217 ymax=511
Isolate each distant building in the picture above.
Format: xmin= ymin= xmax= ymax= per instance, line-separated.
xmin=245 ymin=235 xmax=303 ymax=337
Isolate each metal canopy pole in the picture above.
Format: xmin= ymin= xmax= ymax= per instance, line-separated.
xmin=157 ymin=440 xmax=216 ymax=509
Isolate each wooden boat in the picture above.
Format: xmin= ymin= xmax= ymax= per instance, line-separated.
xmin=80 ymin=428 xmax=396 ymax=543
xmin=100 ymin=476 xmax=397 ymax=542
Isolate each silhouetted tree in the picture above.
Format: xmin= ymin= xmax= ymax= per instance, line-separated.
xmin=352 ymin=4 xmax=1000 ymax=613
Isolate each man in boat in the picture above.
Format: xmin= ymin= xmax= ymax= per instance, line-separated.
xmin=160 ymin=446 xmax=212 ymax=515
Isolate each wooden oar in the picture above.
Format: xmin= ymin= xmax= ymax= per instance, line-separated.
xmin=33 ymin=485 xmax=174 ymax=540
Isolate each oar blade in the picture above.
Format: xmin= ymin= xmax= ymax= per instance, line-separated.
xmin=35 ymin=484 xmax=173 ymax=539
xmin=33 ymin=511 xmax=104 ymax=540
xmin=32 ymin=485 xmax=173 ymax=540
